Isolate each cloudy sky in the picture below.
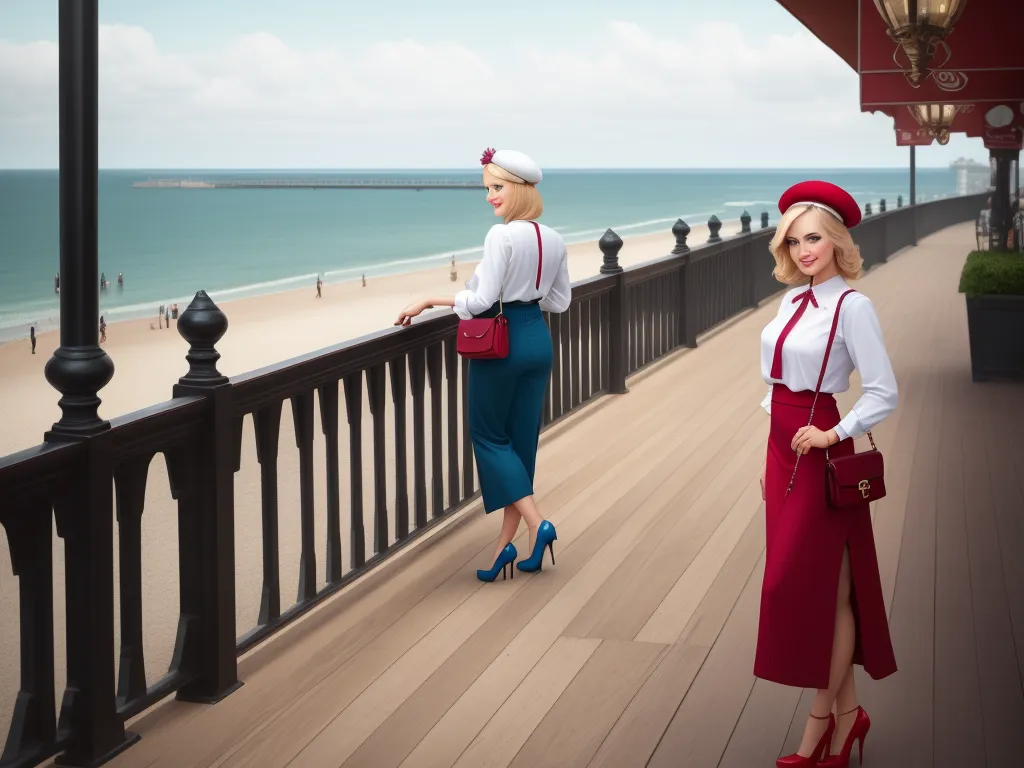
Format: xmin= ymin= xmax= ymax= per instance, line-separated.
xmin=0 ymin=0 xmax=989 ymax=169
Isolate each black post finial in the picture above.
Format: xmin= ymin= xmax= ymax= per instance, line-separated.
xmin=707 ymin=215 xmax=722 ymax=243
xmin=897 ymin=195 xmax=903 ymax=208
xmin=879 ymin=198 xmax=887 ymax=212
xmin=599 ymin=229 xmax=624 ymax=274
xmin=761 ymin=211 xmax=769 ymax=229
xmin=177 ymin=291 xmax=229 ymax=386
xmin=671 ymin=219 xmax=691 ymax=255
xmin=740 ymin=210 xmax=751 ymax=233
xmin=865 ymin=202 xmax=873 ymax=216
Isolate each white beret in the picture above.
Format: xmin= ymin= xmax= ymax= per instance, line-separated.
xmin=486 ymin=149 xmax=542 ymax=184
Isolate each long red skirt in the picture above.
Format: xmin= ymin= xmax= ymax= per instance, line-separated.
xmin=754 ymin=384 xmax=898 ymax=689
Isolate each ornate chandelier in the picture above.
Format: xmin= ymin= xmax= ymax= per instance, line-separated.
xmin=909 ymin=103 xmax=962 ymax=144
xmin=873 ymin=0 xmax=969 ymax=87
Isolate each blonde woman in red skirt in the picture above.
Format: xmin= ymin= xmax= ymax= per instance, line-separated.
xmin=756 ymin=181 xmax=898 ymax=768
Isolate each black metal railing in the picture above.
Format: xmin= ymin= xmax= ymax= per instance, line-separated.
xmin=0 ymin=191 xmax=986 ymax=767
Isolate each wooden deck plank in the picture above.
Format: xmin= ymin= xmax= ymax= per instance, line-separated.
xmin=963 ymin=384 xmax=1024 ymax=766
xmin=587 ymin=506 xmax=766 ymax=768
xmin=450 ymin=637 xmax=601 ymax=768
xmin=343 ymin=373 xmax=768 ymax=767
xmin=507 ymin=639 xmax=667 ymax=768
xmin=395 ymin=429 xmax=770 ymax=768
xmin=932 ymin=355 xmax=986 ymax=767
xmin=982 ymin=385 xmax=1024 ymax=688
xmin=645 ymin=547 xmax=765 ymax=768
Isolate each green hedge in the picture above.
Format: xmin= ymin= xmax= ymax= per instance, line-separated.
xmin=958 ymin=251 xmax=1024 ymax=297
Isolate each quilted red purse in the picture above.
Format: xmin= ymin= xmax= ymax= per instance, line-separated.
xmin=785 ymin=289 xmax=886 ymax=509
xmin=456 ymin=221 xmax=543 ymax=359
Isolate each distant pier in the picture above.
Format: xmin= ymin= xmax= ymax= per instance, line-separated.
xmin=133 ymin=178 xmax=481 ymax=190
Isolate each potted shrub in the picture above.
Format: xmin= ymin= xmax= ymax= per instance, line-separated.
xmin=958 ymin=250 xmax=1024 ymax=381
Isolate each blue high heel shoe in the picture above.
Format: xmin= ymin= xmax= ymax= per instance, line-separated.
xmin=516 ymin=521 xmax=557 ymax=573
xmin=477 ymin=543 xmax=517 ymax=582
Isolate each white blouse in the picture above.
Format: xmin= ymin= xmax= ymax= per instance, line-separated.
xmin=453 ymin=221 xmax=572 ymax=319
xmin=759 ymin=274 xmax=898 ymax=441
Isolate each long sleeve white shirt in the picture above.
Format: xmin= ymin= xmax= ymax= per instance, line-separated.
xmin=453 ymin=221 xmax=572 ymax=320
xmin=759 ymin=274 xmax=898 ymax=441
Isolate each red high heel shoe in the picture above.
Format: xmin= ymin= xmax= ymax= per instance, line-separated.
xmin=817 ymin=706 xmax=870 ymax=767
xmin=776 ymin=712 xmax=835 ymax=767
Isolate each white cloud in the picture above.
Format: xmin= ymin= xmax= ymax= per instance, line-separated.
xmin=0 ymin=21 xmax=988 ymax=168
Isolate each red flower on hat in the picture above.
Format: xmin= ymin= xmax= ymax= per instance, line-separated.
xmin=480 ymin=147 xmax=496 ymax=166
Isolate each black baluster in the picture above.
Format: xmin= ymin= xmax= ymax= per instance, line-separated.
xmin=367 ymin=364 xmax=389 ymax=554
xmin=880 ymin=198 xmax=887 ymax=212
xmin=444 ymin=338 xmax=460 ymax=506
xmin=460 ymin=355 xmax=475 ymax=499
xmin=897 ymin=195 xmax=903 ymax=208
xmin=290 ymin=392 xmax=317 ymax=601
xmin=388 ymin=357 xmax=410 ymax=541
xmin=426 ymin=343 xmax=444 ymax=518
xmin=560 ymin=305 xmax=571 ymax=412
xmin=113 ymin=454 xmax=152 ymax=712
xmin=317 ymin=384 xmax=343 ymax=584
xmin=740 ymin=210 xmax=751 ymax=233
xmin=761 ymin=212 xmax=769 ymax=229
xmin=549 ymin=312 xmax=562 ymax=418
xmin=580 ymin=300 xmax=591 ymax=403
xmin=53 ymin=435 xmax=138 ymax=765
xmin=409 ymin=351 xmax=428 ymax=529
xmin=343 ymin=372 xmax=366 ymax=568
xmin=0 ymin=502 xmax=57 ymax=767
xmin=707 ymin=215 xmax=722 ymax=243
xmin=865 ymin=202 xmax=873 ymax=216
xmin=253 ymin=402 xmax=283 ymax=625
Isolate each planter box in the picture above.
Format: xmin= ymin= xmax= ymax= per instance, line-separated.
xmin=966 ymin=294 xmax=1024 ymax=382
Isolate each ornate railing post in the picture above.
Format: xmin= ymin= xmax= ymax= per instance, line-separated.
xmin=761 ymin=211 xmax=769 ymax=229
xmin=880 ymin=198 xmax=887 ymax=212
xmin=739 ymin=210 xmax=751 ymax=234
xmin=43 ymin=4 xmax=140 ymax=766
xmin=707 ymin=215 xmax=722 ymax=243
xmin=865 ymin=202 xmax=873 ymax=216
xmin=671 ymin=219 xmax=695 ymax=349
xmin=600 ymin=230 xmax=628 ymax=394
xmin=171 ymin=291 xmax=242 ymax=705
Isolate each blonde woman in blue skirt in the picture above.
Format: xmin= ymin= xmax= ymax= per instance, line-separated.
xmin=396 ymin=148 xmax=572 ymax=582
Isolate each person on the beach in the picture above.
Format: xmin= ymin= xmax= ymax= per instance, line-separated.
xmin=756 ymin=181 xmax=898 ymax=768
xmin=118 ymin=272 xmax=124 ymax=288
xmin=316 ymin=276 xmax=322 ymax=298
xmin=54 ymin=273 xmax=60 ymax=294
xmin=361 ymin=274 xmax=366 ymax=287
xmin=395 ymin=147 xmax=571 ymax=582
xmin=99 ymin=316 xmax=107 ymax=343
xmin=165 ymin=306 xmax=170 ymax=328
xmin=158 ymin=305 xmax=165 ymax=329
xmin=30 ymin=326 xmax=36 ymax=355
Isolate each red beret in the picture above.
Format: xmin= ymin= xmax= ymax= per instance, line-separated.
xmin=778 ymin=180 xmax=862 ymax=229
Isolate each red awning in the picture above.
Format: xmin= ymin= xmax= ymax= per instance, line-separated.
xmin=775 ymin=0 xmax=857 ymax=71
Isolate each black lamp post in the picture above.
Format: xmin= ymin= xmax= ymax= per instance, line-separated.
xmin=44 ymin=0 xmax=115 ymax=442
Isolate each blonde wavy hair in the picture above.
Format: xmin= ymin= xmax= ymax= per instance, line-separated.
xmin=768 ymin=204 xmax=864 ymax=285
xmin=484 ymin=163 xmax=544 ymax=223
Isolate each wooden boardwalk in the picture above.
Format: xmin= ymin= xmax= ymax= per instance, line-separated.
xmin=101 ymin=222 xmax=1024 ymax=768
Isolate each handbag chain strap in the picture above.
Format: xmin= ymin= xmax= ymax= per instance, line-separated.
xmin=785 ymin=288 xmax=861 ymax=498
xmin=495 ymin=221 xmax=543 ymax=317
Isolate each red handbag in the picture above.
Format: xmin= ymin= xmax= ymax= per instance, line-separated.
xmin=785 ymin=288 xmax=886 ymax=509
xmin=456 ymin=222 xmax=543 ymax=359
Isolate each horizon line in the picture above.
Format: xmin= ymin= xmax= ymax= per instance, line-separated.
xmin=0 ymin=164 xmax=965 ymax=172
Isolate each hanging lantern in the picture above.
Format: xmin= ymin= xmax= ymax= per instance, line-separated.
xmin=873 ymin=0 xmax=969 ymax=87
xmin=909 ymin=103 xmax=961 ymax=144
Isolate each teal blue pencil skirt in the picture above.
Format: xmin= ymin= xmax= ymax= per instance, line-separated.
xmin=467 ymin=301 xmax=552 ymax=513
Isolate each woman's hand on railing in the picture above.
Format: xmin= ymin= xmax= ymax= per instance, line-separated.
xmin=395 ymin=300 xmax=432 ymax=327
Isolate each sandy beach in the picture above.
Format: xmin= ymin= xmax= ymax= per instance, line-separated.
xmin=0 ymin=217 xmax=744 ymax=456
xmin=0 ymin=217 xmax=745 ymax=735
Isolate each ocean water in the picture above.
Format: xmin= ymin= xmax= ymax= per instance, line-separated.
xmin=0 ymin=168 xmax=959 ymax=341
